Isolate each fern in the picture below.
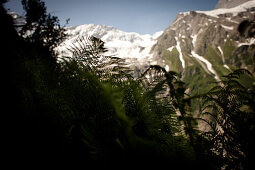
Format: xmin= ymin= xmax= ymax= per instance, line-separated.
xmin=66 ymin=36 xmax=131 ymax=84
xmin=201 ymin=69 xmax=255 ymax=169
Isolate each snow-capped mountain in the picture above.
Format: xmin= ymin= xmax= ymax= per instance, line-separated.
xmin=56 ymin=1 xmax=255 ymax=77
xmin=56 ymin=24 xmax=163 ymax=68
xmin=150 ymin=0 xmax=255 ymax=95
xmin=9 ymin=0 xmax=255 ymax=96
xmin=54 ymin=0 xmax=255 ymax=97
xmin=215 ymin=0 xmax=252 ymax=9
xmin=8 ymin=11 xmax=163 ymax=70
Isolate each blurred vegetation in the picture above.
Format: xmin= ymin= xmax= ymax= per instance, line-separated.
xmin=2 ymin=0 xmax=255 ymax=169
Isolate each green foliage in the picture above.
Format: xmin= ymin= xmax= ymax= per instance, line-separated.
xmin=21 ymin=0 xmax=67 ymax=54
xmin=205 ymin=46 xmax=223 ymax=65
xmin=66 ymin=36 xmax=130 ymax=82
xmin=222 ymin=38 xmax=235 ymax=63
xmin=204 ymin=46 xmax=231 ymax=77
xmin=162 ymin=48 xmax=183 ymax=72
xmin=62 ymin=36 xmax=202 ymax=168
xmin=201 ymin=69 xmax=255 ymax=169
xmin=183 ymin=60 xmax=215 ymax=95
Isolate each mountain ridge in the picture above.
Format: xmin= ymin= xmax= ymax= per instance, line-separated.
xmin=56 ymin=23 xmax=163 ymax=71
xmin=56 ymin=1 xmax=255 ymax=74
xmin=9 ymin=0 xmax=255 ymax=95
xmin=152 ymin=0 xmax=255 ymax=70
xmin=150 ymin=0 xmax=255 ymax=97
xmin=215 ymin=0 xmax=253 ymax=9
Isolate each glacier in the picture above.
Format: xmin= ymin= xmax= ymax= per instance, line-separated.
xmin=195 ymin=0 xmax=255 ymax=18
xmin=56 ymin=24 xmax=163 ymax=68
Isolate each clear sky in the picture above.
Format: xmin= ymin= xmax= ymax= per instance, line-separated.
xmin=4 ymin=0 xmax=219 ymax=35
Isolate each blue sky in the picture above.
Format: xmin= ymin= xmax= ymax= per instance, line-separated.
xmin=4 ymin=0 xmax=218 ymax=35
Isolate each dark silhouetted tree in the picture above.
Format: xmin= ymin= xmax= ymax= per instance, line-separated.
xmin=20 ymin=0 xmax=67 ymax=56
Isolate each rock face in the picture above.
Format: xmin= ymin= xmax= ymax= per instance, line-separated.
xmin=215 ymin=0 xmax=253 ymax=9
xmin=151 ymin=0 xmax=255 ymax=96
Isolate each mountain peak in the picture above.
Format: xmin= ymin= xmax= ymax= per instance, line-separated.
xmin=215 ymin=0 xmax=253 ymax=9
xmin=151 ymin=0 xmax=255 ymax=86
xmin=56 ymin=23 xmax=163 ymax=71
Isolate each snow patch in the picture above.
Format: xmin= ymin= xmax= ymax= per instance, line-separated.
xmin=195 ymin=1 xmax=255 ymax=18
xmin=226 ymin=17 xmax=239 ymax=24
xmin=152 ymin=31 xmax=163 ymax=39
xmin=191 ymin=29 xmax=203 ymax=47
xmin=218 ymin=46 xmax=232 ymax=72
xmin=175 ymin=37 xmax=185 ymax=69
xmin=165 ymin=65 xmax=169 ymax=72
xmin=191 ymin=51 xmax=220 ymax=81
xmin=221 ymin=25 xmax=234 ymax=30
xmin=180 ymin=11 xmax=190 ymax=16
xmin=168 ymin=46 xmax=175 ymax=52
xmin=191 ymin=34 xmax=198 ymax=47
xmin=224 ymin=64 xmax=231 ymax=71
xmin=238 ymin=38 xmax=255 ymax=47
xmin=217 ymin=46 xmax=225 ymax=62
xmin=151 ymin=61 xmax=157 ymax=65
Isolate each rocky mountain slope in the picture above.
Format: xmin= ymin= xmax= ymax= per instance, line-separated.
xmin=215 ymin=0 xmax=252 ymax=9
xmin=151 ymin=0 xmax=255 ymax=95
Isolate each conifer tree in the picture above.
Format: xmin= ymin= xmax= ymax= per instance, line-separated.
xmin=20 ymin=0 xmax=67 ymax=56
